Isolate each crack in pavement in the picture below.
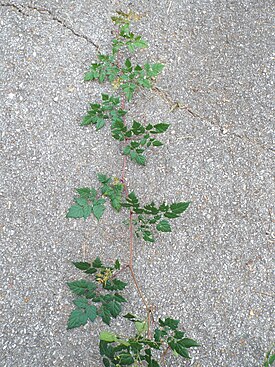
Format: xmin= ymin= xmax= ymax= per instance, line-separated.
xmin=1 ymin=2 xmax=100 ymax=50
xmin=152 ymin=86 xmax=274 ymax=154
xmin=2 ymin=2 xmax=273 ymax=155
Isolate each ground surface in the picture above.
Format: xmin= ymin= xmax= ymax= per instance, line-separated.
xmin=0 ymin=1 xmax=274 ymax=366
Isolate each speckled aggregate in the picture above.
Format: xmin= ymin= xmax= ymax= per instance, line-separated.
xmin=0 ymin=1 xmax=274 ymax=366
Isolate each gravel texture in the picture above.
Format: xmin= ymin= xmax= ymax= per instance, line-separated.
xmin=1 ymin=1 xmax=274 ymax=366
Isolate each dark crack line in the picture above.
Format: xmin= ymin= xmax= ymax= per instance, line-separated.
xmin=152 ymin=86 xmax=274 ymax=154
xmin=1 ymin=2 xmax=100 ymax=50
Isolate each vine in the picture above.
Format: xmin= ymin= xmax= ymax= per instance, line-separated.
xmin=66 ymin=11 xmax=199 ymax=366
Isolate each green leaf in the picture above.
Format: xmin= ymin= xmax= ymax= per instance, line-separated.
xmin=86 ymin=305 xmax=97 ymax=322
xmin=175 ymin=343 xmax=190 ymax=359
xmin=125 ymin=58 xmax=132 ymax=69
xmin=269 ymin=354 xmax=275 ymax=364
xmin=92 ymin=257 xmax=102 ymax=268
xmin=114 ymin=293 xmax=127 ymax=303
xmin=114 ymin=259 xmax=120 ymax=270
xmin=119 ymin=354 xmax=134 ymax=365
xmin=85 ymin=267 xmax=97 ymax=274
xmin=84 ymin=71 xmax=96 ymax=81
xmin=142 ymin=230 xmax=155 ymax=242
xmin=93 ymin=202 xmax=105 ymax=220
xmin=152 ymin=140 xmax=163 ymax=146
xmin=178 ymin=338 xmax=200 ymax=348
xmin=123 ymin=146 xmax=131 ymax=155
xmin=151 ymin=123 xmax=170 ymax=133
xmin=135 ymin=154 xmax=146 ymax=165
xmin=102 ymin=358 xmax=110 ymax=367
xmin=174 ymin=330 xmax=185 ymax=339
xmin=73 ymin=298 xmax=89 ymax=308
xmin=82 ymin=205 xmax=92 ymax=220
xmin=156 ymin=220 xmax=171 ymax=232
xmin=105 ymin=300 xmax=121 ymax=317
xmin=98 ymin=306 xmax=111 ymax=325
xmin=159 ymin=317 xmax=179 ymax=330
xmin=67 ymin=309 xmax=88 ymax=329
xmin=121 ymin=83 xmax=136 ymax=101
xmin=72 ymin=262 xmax=91 ymax=270
xmin=67 ymin=279 xmax=97 ymax=296
xmin=77 ymin=187 xmax=96 ymax=199
xmin=104 ymin=279 xmax=127 ymax=291
xmin=100 ymin=340 xmax=114 ymax=358
xmin=152 ymin=63 xmax=164 ymax=76
xmin=170 ymin=202 xmax=190 ymax=214
xmin=100 ymin=331 xmax=118 ymax=342
xmin=98 ymin=173 xmax=111 ymax=184
xmin=123 ymin=313 xmax=139 ymax=321
xmin=66 ymin=205 xmax=83 ymax=219
xmin=135 ymin=321 xmax=148 ymax=334
xmin=96 ymin=119 xmax=105 ymax=130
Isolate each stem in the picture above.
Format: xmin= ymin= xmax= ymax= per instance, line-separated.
xmin=120 ymin=86 xmax=153 ymax=339
xmin=161 ymin=345 xmax=171 ymax=364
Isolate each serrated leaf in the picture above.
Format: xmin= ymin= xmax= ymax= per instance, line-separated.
xmin=92 ymin=257 xmax=102 ymax=268
xmin=66 ymin=204 xmax=83 ymax=219
xmin=170 ymin=202 xmax=190 ymax=214
xmin=173 ymin=343 xmax=190 ymax=359
xmin=151 ymin=123 xmax=170 ymax=133
xmin=77 ymin=187 xmax=96 ymax=199
xmin=151 ymin=63 xmax=164 ymax=76
xmin=72 ymin=262 xmax=91 ymax=270
xmin=159 ymin=317 xmax=179 ymax=330
xmin=156 ymin=220 xmax=171 ymax=232
xmin=67 ymin=279 xmax=97 ymax=296
xmin=93 ymin=202 xmax=105 ymax=220
xmin=114 ymin=293 xmax=127 ymax=303
xmin=135 ymin=154 xmax=146 ymax=165
xmin=100 ymin=331 xmax=118 ymax=342
xmin=84 ymin=71 xmax=96 ymax=81
xmin=154 ymin=328 xmax=161 ymax=342
xmin=73 ymin=298 xmax=89 ymax=308
xmin=104 ymin=279 xmax=127 ymax=291
xmin=105 ymin=300 xmax=121 ymax=317
xmin=98 ymin=306 xmax=111 ymax=325
xmin=96 ymin=119 xmax=105 ymax=130
xmin=123 ymin=145 xmax=131 ymax=155
xmin=67 ymin=309 xmax=88 ymax=329
xmin=86 ymin=304 xmax=97 ymax=322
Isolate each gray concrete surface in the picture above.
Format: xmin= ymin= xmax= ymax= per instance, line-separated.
xmin=1 ymin=0 xmax=274 ymax=366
